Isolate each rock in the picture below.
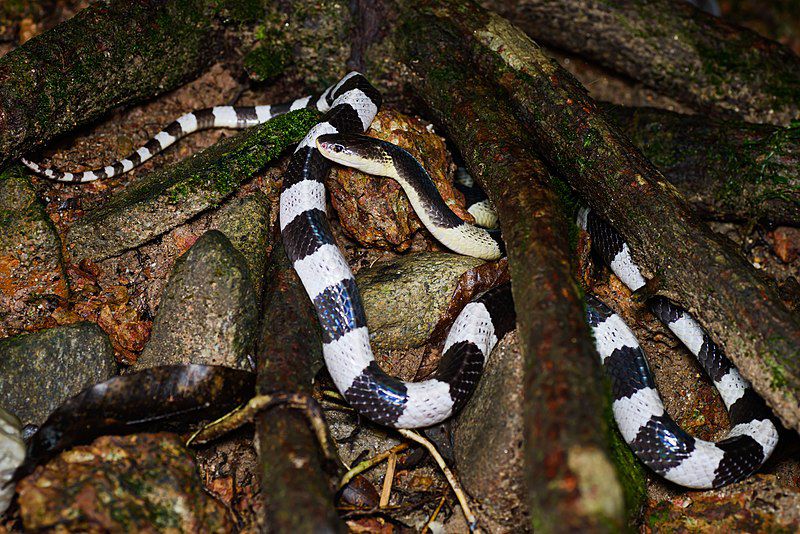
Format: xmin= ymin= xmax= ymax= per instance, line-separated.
xmin=773 ymin=226 xmax=800 ymax=263
xmin=0 ymin=166 xmax=68 ymax=336
xmin=329 ymin=110 xmax=472 ymax=251
xmin=452 ymin=331 xmax=527 ymax=532
xmin=645 ymin=474 xmax=800 ymax=531
xmin=16 ymin=433 xmax=231 ymax=532
xmin=213 ymin=192 xmax=273 ymax=299
xmin=356 ymin=252 xmax=485 ymax=351
xmin=0 ymin=408 xmax=26 ymax=515
xmin=133 ymin=230 xmax=256 ymax=371
xmin=0 ymin=322 xmax=117 ymax=426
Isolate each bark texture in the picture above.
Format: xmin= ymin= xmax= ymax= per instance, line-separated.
xmin=606 ymin=104 xmax=800 ymax=225
xmin=398 ymin=11 xmax=645 ymax=531
xmin=255 ymin=245 xmax=344 ymax=534
xmin=483 ymin=0 xmax=800 ymax=126
xmin=420 ymin=0 xmax=800 ymax=432
xmin=0 ymin=0 xmax=222 ymax=168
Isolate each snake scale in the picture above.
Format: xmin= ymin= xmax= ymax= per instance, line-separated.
xmin=23 ymin=73 xmax=778 ymax=489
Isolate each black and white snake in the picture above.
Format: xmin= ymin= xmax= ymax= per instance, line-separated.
xmin=23 ymin=73 xmax=778 ymax=489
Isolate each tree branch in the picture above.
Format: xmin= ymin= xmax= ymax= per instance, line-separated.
xmin=483 ymin=0 xmax=800 ymax=126
xmin=0 ymin=0 xmax=227 ymax=168
xmin=606 ymin=104 xmax=800 ymax=225
xmin=420 ymin=0 xmax=800 ymax=432
xmin=255 ymin=244 xmax=344 ymax=533
xmin=397 ymin=11 xmax=643 ymax=530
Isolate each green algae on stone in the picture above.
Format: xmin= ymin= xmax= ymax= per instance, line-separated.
xmin=213 ymin=191 xmax=273 ymax=299
xmin=67 ymin=109 xmax=319 ymax=261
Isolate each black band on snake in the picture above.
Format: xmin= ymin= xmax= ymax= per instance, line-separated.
xmin=22 ymin=72 xmax=778 ymax=489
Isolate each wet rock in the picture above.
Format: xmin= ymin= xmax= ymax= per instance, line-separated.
xmin=17 ymin=432 xmax=231 ymax=532
xmin=213 ymin=192 xmax=273 ymax=299
xmin=0 ymin=408 xmax=25 ymax=515
xmin=329 ymin=110 xmax=472 ymax=251
xmin=452 ymin=331 xmax=527 ymax=532
xmin=645 ymin=474 xmax=800 ymax=531
xmin=133 ymin=231 xmax=256 ymax=371
xmin=356 ymin=252 xmax=485 ymax=351
xmin=0 ymin=322 xmax=116 ymax=426
xmin=0 ymin=166 xmax=68 ymax=336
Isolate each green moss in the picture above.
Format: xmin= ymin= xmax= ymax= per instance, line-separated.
xmin=548 ymin=174 xmax=581 ymax=250
xmin=165 ymin=109 xmax=319 ymax=205
xmin=243 ymin=44 xmax=290 ymax=82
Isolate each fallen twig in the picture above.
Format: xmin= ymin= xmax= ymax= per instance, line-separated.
xmin=398 ymin=429 xmax=478 ymax=531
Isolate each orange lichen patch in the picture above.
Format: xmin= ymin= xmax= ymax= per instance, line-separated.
xmin=328 ymin=109 xmax=472 ymax=251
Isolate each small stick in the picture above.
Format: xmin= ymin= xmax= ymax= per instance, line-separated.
xmin=339 ymin=442 xmax=409 ymax=488
xmin=379 ymin=452 xmax=397 ymax=508
xmin=398 ymin=429 xmax=477 ymax=531
xmin=186 ymin=392 xmax=338 ymax=462
xmin=421 ymin=495 xmax=447 ymax=534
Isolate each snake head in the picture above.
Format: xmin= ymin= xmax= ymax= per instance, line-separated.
xmin=316 ymin=133 xmax=394 ymax=177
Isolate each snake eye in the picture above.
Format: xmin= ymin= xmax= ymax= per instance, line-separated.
xmin=332 ymin=144 xmax=344 ymax=153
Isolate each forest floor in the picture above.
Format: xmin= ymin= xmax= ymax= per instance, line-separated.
xmin=1 ymin=1 xmax=799 ymax=532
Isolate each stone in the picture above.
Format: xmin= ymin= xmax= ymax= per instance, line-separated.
xmin=356 ymin=252 xmax=485 ymax=351
xmin=452 ymin=331 xmax=527 ymax=532
xmin=17 ymin=433 xmax=231 ymax=532
xmin=773 ymin=226 xmax=800 ymax=263
xmin=0 ymin=322 xmax=117 ymax=426
xmin=645 ymin=474 xmax=800 ymax=531
xmin=213 ymin=191 xmax=273 ymax=299
xmin=0 ymin=166 xmax=68 ymax=336
xmin=133 ymin=230 xmax=257 ymax=371
xmin=0 ymin=407 xmax=26 ymax=515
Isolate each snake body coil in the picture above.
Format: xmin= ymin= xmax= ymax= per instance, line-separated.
xmin=23 ymin=73 xmax=778 ymax=489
